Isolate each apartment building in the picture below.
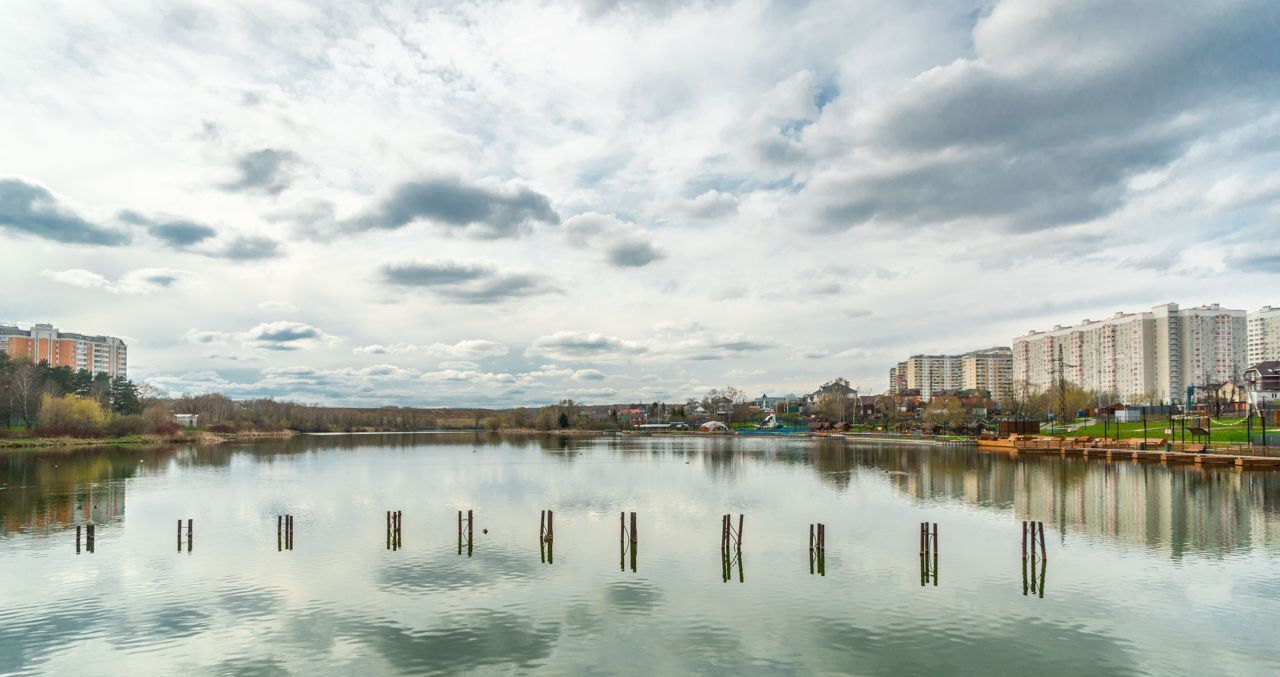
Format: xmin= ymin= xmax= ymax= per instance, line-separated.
xmin=893 ymin=348 xmax=1010 ymax=400
xmin=1012 ymin=303 xmax=1245 ymax=404
xmin=961 ymin=347 xmax=1013 ymax=397
xmin=904 ymin=354 xmax=961 ymax=401
xmin=1248 ymin=306 xmax=1280 ymax=365
xmin=0 ymin=323 xmax=128 ymax=378
xmin=887 ymin=361 xmax=907 ymax=395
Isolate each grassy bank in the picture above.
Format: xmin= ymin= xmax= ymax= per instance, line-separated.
xmin=0 ymin=429 xmax=296 ymax=450
xmin=1040 ymin=418 xmax=1268 ymax=444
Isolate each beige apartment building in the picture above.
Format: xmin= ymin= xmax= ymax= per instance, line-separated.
xmin=1248 ymin=306 xmax=1280 ymax=366
xmin=891 ymin=348 xmax=1011 ymax=400
xmin=962 ymin=347 xmax=1013 ymax=397
xmin=1012 ymin=303 xmax=1246 ymax=404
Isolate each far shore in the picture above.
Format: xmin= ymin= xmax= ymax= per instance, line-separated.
xmin=0 ymin=429 xmax=296 ymax=451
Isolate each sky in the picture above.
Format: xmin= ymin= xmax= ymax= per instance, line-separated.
xmin=2 ymin=0 xmax=1279 ymax=408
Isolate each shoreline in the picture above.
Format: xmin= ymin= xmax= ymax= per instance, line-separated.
xmin=0 ymin=429 xmax=296 ymax=451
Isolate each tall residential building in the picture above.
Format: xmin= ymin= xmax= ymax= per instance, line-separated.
xmin=904 ymin=354 xmax=962 ymax=400
xmin=0 ymin=323 xmax=128 ymax=378
xmin=887 ymin=361 xmax=907 ymax=395
xmin=1248 ymin=306 xmax=1280 ymax=366
xmin=961 ymin=347 xmax=1013 ymax=397
xmin=1012 ymin=303 xmax=1245 ymax=404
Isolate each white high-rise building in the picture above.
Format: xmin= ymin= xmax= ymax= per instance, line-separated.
xmin=1248 ymin=306 xmax=1280 ymax=366
xmin=1012 ymin=303 xmax=1245 ymax=404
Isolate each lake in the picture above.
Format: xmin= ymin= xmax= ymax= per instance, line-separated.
xmin=2 ymin=433 xmax=1278 ymax=676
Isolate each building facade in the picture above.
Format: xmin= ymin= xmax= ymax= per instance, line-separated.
xmin=1248 ymin=306 xmax=1280 ymax=366
xmin=895 ymin=348 xmax=1010 ymax=401
xmin=0 ymin=323 xmax=128 ymax=378
xmin=1012 ymin=303 xmax=1246 ymax=405
xmin=887 ymin=361 xmax=907 ymax=395
xmin=961 ymin=347 xmax=1013 ymax=397
xmin=904 ymin=354 xmax=962 ymax=401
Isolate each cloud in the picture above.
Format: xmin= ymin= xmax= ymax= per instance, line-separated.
xmin=184 ymin=329 xmax=234 ymax=345
xmin=214 ymin=236 xmax=284 ymax=260
xmin=120 ymin=210 xmax=217 ymax=246
xmin=680 ymin=190 xmax=739 ymax=219
xmin=425 ymin=340 xmax=510 ymax=359
xmin=350 ymin=178 xmax=559 ymax=239
xmin=39 ymin=268 xmax=110 ymax=290
xmin=606 ymin=240 xmax=664 ymax=268
xmin=420 ymin=369 xmax=518 ymax=384
xmin=526 ymin=331 xmax=648 ymax=362
xmin=242 ymin=321 xmax=339 ymax=351
xmin=353 ymin=340 xmax=509 ymax=360
xmin=41 ymin=267 xmax=198 ymax=294
xmin=800 ymin=0 xmax=1280 ymax=233
xmin=259 ymin=300 xmax=298 ymax=312
xmin=563 ymin=212 xmax=665 ymax=268
xmin=0 ymin=179 xmax=129 ymax=245
xmin=380 ymin=260 xmax=558 ymax=304
xmin=223 ymin=149 xmax=298 ymax=195
xmin=571 ymin=369 xmax=607 ymax=381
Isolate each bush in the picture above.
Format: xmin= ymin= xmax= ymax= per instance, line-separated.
xmin=37 ymin=394 xmax=108 ymax=437
xmin=107 ymin=415 xmax=151 ymax=437
xmin=207 ymin=423 xmax=238 ymax=434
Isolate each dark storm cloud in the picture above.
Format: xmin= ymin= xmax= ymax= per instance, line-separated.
xmin=808 ymin=0 xmax=1280 ymax=232
xmin=120 ymin=210 xmax=218 ymax=246
xmin=352 ymin=178 xmax=560 ymax=239
xmin=380 ymin=260 xmax=558 ymax=304
xmin=0 ymin=179 xmax=129 ymax=245
xmin=222 ymin=148 xmax=298 ymax=195
xmin=213 ymin=236 xmax=283 ymax=260
xmin=606 ymin=240 xmax=664 ymax=267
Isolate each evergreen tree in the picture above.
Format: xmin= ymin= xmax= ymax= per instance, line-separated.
xmin=111 ymin=377 xmax=142 ymax=415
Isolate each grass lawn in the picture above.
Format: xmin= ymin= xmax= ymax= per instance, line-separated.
xmin=1042 ymin=418 xmax=1270 ymax=444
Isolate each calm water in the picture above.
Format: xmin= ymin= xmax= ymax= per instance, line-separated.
xmin=2 ymin=433 xmax=1279 ymax=676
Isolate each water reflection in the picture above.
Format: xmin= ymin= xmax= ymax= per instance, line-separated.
xmin=3 ymin=433 xmax=1280 ymax=675
xmin=4 ymin=434 xmax=1280 ymax=560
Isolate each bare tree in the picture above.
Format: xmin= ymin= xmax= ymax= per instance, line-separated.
xmin=10 ymin=361 xmax=41 ymax=427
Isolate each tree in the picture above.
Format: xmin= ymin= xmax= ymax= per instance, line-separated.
xmin=38 ymin=394 xmax=108 ymax=435
xmin=10 ymin=361 xmax=41 ymax=427
xmin=557 ymin=411 xmax=570 ymax=429
xmin=111 ymin=377 xmax=142 ymax=415
xmin=923 ymin=396 xmax=965 ymax=430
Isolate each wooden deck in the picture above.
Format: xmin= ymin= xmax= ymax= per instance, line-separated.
xmin=974 ymin=438 xmax=1280 ymax=469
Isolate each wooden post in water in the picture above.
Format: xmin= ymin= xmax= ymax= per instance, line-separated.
xmin=540 ymin=510 xmax=546 ymax=542
xmin=737 ymin=514 xmax=743 ymax=550
xmin=1021 ymin=520 xmax=1027 ymax=559
xmin=932 ymin=523 xmax=938 ymax=556
xmin=468 ymin=509 xmax=474 ymax=544
xmin=1038 ymin=521 xmax=1046 ymax=560
xmin=547 ymin=510 xmax=553 ymax=542
xmin=630 ymin=512 xmax=637 ymax=546
xmin=178 ymin=519 xmax=183 ymax=553
xmin=76 ymin=525 xmax=81 ymax=554
xmin=187 ymin=519 xmax=193 ymax=553
xmin=809 ymin=524 xmax=814 ymax=554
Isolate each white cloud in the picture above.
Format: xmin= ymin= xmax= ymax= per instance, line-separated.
xmin=259 ymin=300 xmax=299 ymax=312
xmin=41 ymin=268 xmax=198 ymax=294
xmin=9 ymin=0 xmax=1280 ymax=404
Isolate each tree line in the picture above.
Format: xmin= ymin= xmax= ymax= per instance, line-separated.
xmin=0 ymin=353 xmax=143 ymax=430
